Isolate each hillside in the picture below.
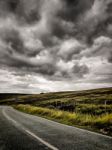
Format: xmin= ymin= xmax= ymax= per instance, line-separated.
xmin=0 ymin=87 xmax=112 ymax=136
xmin=0 ymin=93 xmax=29 ymax=101
xmin=0 ymin=87 xmax=112 ymax=106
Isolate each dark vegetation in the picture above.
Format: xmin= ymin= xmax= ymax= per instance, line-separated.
xmin=0 ymin=93 xmax=27 ymax=100
xmin=0 ymin=87 xmax=112 ymax=136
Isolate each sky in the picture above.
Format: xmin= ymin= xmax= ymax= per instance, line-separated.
xmin=0 ymin=0 xmax=112 ymax=93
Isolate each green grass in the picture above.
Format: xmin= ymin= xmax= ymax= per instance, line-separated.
xmin=76 ymin=104 xmax=112 ymax=115
xmin=1 ymin=87 xmax=112 ymax=105
xmin=14 ymin=104 xmax=112 ymax=136
xmin=1 ymin=87 xmax=112 ymax=136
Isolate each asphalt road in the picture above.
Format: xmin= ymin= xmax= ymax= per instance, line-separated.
xmin=0 ymin=106 xmax=112 ymax=150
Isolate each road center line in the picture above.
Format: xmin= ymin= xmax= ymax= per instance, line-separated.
xmin=2 ymin=108 xmax=59 ymax=150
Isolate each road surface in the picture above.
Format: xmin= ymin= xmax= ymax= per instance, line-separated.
xmin=0 ymin=106 xmax=112 ymax=150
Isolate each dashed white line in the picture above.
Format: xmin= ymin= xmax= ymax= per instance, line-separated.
xmin=2 ymin=108 xmax=59 ymax=150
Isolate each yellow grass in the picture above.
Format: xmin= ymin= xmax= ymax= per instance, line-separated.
xmin=14 ymin=104 xmax=112 ymax=136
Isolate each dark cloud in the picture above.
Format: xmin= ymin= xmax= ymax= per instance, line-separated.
xmin=79 ymin=36 xmax=112 ymax=63
xmin=1 ymin=29 xmax=24 ymax=54
xmin=58 ymin=38 xmax=86 ymax=61
xmin=60 ymin=0 xmax=94 ymax=22
xmin=72 ymin=64 xmax=89 ymax=78
xmin=33 ymin=64 xmax=57 ymax=76
xmin=7 ymin=0 xmax=19 ymax=12
xmin=108 ymin=51 xmax=112 ymax=63
xmin=0 ymin=0 xmax=41 ymax=24
xmin=0 ymin=0 xmax=112 ymax=93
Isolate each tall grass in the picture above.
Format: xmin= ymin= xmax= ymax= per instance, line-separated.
xmin=14 ymin=104 xmax=112 ymax=136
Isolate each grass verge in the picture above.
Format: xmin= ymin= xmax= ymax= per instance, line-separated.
xmin=14 ymin=104 xmax=112 ymax=136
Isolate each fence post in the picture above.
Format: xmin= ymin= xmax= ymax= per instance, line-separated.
xmin=105 ymin=100 xmax=107 ymax=114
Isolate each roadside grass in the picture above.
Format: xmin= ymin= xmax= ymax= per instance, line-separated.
xmin=1 ymin=88 xmax=112 ymax=136
xmin=14 ymin=104 xmax=112 ymax=136
xmin=76 ymin=104 xmax=112 ymax=115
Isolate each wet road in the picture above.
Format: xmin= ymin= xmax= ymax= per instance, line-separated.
xmin=0 ymin=106 xmax=112 ymax=150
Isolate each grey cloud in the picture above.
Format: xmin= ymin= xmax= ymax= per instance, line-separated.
xmin=60 ymin=0 xmax=94 ymax=22
xmin=32 ymin=64 xmax=57 ymax=76
xmin=0 ymin=0 xmax=112 ymax=93
xmin=81 ymin=0 xmax=112 ymax=43
xmin=1 ymin=28 xmax=24 ymax=54
xmin=0 ymin=33 xmax=58 ymax=77
xmin=84 ymin=75 xmax=112 ymax=84
xmin=80 ymin=36 xmax=112 ymax=63
xmin=0 ymin=0 xmax=41 ymax=24
xmin=72 ymin=64 xmax=89 ymax=78
xmin=58 ymin=38 xmax=86 ymax=61
xmin=108 ymin=51 xmax=112 ymax=63
xmin=48 ymin=0 xmax=112 ymax=45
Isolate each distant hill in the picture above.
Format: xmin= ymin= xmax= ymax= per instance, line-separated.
xmin=0 ymin=94 xmax=30 ymax=104
xmin=0 ymin=87 xmax=112 ymax=105
xmin=0 ymin=93 xmax=29 ymax=100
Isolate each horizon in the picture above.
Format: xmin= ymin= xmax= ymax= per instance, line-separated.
xmin=0 ymin=0 xmax=112 ymax=93
xmin=0 ymin=87 xmax=112 ymax=95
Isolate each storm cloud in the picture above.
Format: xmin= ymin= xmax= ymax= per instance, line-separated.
xmin=0 ymin=0 xmax=112 ymax=93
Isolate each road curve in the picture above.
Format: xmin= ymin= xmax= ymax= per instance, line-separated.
xmin=0 ymin=106 xmax=112 ymax=150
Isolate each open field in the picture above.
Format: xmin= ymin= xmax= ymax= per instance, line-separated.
xmin=0 ymin=87 xmax=112 ymax=136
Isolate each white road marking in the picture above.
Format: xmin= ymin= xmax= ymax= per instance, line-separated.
xmin=25 ymin=130 xmax=58 ymax=150
xmin=5 ymin=106 xmax=112 ymax=139
xmin=2 ymin=108 xmax=59 ymax=150
xmin=14 ymin=107 xmax=112 ymax=140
